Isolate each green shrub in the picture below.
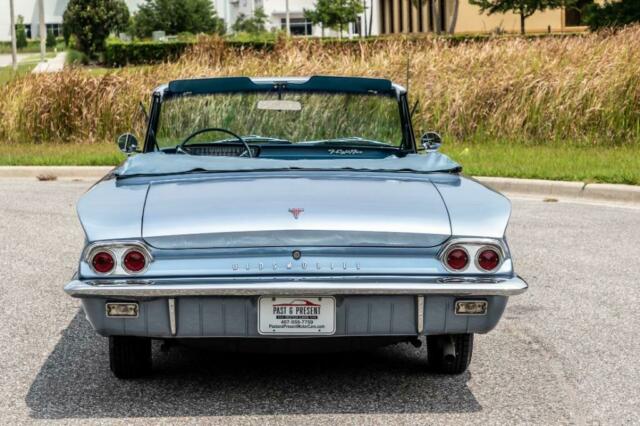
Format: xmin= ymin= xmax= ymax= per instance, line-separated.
xmin=104 ymin=40 xmax=194 ymax=66
xmin=66 ymin=49 xmax=89 ymax=65
xmin=16 ymin=16 xmax=28 ymax=49
xmin=585 ymin=0 xmax=640 ymax=30
xmin=46 ymin=30 xmax=57 ymax=48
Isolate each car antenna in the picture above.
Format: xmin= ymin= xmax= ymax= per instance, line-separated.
xmin=405 ymin=52 xmax=412 ymax=93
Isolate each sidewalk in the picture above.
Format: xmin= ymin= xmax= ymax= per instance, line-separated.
xmin=32 ymin=52 xmax=66 ymax=73
xmin=0 ymin=53 xmax=31 ymax=67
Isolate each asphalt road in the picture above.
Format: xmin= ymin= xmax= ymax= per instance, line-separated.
xmin=1 ymin=178 xmax=638 ymax=424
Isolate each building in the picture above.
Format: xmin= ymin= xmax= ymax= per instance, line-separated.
xmin=376 ymin=0 xmax=596 ymax=35
xmin=0 ymin=0 xmax=140 ymax=42
xmin=0 ymin=0 xmax=596 ymax=43
xmin=216 ymin=0 xmax=373 ymax=37
xmin=0 ymin=0 xmax=366 ymax=42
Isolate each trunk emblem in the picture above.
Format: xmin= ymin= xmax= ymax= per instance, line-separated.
xmin=288 ymin=208 xmax=304 ymax=219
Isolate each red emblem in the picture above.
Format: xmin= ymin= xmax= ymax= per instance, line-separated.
xmin=288 ymin=208 xmax=304 ymax=219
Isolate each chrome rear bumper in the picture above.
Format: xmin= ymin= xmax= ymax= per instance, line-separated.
xmin=64 ymin=275 xmax=528 ymax=298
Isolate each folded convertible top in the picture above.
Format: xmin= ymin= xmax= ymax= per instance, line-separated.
xmin=115 ymin=152 xmax=461 ymax=178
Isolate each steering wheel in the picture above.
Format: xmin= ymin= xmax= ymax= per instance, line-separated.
xmin=177 ymin=127 xmax=253 ymax=158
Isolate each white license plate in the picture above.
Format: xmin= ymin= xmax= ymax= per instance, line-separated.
xmin=258 ymin=296 xmax=336 ymax=335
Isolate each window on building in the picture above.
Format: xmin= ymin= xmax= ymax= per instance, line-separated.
xmin=281 ymin=18 xmax=313 ymax=36
xmin=353 ymin=19 xmax=362 ymax=35
xmin=565 ymin=0 xmax=594 ymax=27
xmin=45 ymin=23 xmax=63 ymax=37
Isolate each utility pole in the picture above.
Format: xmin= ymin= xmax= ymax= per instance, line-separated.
xmin=9 ymin=0 xmax=18 ymax=70
xmin=38 ymin=0 xmax=46 ymax=62
xmin=362 ymin=0 xmax=367 ymax=37
xmin=285 ymin=0 xmax=291 ymax=36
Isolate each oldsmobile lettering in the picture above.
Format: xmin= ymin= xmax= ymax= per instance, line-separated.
xmin=232 ymin=261 xmax=361 ymax=272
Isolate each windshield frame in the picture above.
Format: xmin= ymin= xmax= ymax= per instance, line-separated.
xmin=142 ymin=77 xmax=417 ymax=154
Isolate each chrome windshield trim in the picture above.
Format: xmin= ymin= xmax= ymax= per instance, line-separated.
xmin=65 ymin=275 xmax=527 ymax=298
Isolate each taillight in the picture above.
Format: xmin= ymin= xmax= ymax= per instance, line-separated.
xmin=477 ymin=248 xmax=500 ymax=271
xmin=91 ymin=251 xmax=115 ymax=274
xmin=123 ymin=249 xmax=147 ymax=273
xmin=445 ymin=247 xmax=469 ymax=271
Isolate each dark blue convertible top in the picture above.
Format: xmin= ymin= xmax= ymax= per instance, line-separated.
xmin=162 ymin=76 xmax=400 ymax=97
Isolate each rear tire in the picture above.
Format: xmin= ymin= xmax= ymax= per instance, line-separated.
xmin=109 ymin=336 xmax=152 ymax=379
xmin=427 ymin=333 xmax=473 ymax=374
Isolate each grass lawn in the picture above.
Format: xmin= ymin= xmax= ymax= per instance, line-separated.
xmin=0 ymin=142 xmax=638 ymax=185
xmin=0 ymin=144 xmax=123 ymax=166
xmin=0 ymin=52 xmax=58 ymax=85
xmin=442 ymin=143 xmax=640 ymax=185
xmin=0 ymin=63 xmax=35 ymax=85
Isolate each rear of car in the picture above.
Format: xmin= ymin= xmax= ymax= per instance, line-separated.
xmin=64 ymin=76 xmax=527 ymax=378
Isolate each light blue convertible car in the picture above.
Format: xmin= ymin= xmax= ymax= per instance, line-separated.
xmin=64 ymin=76 xmax=527 ymax=378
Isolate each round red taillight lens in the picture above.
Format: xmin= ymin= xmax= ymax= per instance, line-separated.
xmin=123 ymin=250 xmax=146 ymax=273
xmin=446 ymin=248 xmax=469 ymax=271
xmin=91 ymin=251 xmax=115 ymax=274
xmin=477 ymin=249 xmax=500 ymax=271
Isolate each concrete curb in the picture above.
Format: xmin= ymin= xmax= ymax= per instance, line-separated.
xmin=0 ymin=166 xmax=113 ymax=179
xmin=475 ymin=177 xmax=640 ymax=204
xmin=0 ymin=166 xmax=638 ymax=204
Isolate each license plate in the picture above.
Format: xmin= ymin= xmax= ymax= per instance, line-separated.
xmin=258 ymin=296 xmax=336 ymax=335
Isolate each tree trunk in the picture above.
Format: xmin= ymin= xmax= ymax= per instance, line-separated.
xmin=9 ymin=0 xmax=17 ymax=70
xmin=38 ymin=0 xmax=45 ymax=61
xmin=448 ymin=0 xmax=459 ymax=34
xmin=368 ymin=0 xmax=374 ymax=37
xmin=519 ymin=3 xmax=525 ymax=35
xmin=285 ymin=0 xmax=290 ymax=36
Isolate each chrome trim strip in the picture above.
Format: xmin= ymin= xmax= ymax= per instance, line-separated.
xmin=416 ymin=295 xmax=424 ymax=335
xmin=168 ymin=298 xmax=176 ymax=335
xmin=64 ymin=276 xmax=528 ymax=298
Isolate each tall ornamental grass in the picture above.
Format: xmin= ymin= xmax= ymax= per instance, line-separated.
xmin=1 ymin=27 xmax=639 ymax=146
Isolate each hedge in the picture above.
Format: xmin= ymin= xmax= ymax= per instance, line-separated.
xmin=104 ymin=40 xmax=194 ymax=66
xmin=103 ymin=32 xmax=586 ymax=67
xmin=0 ymin=38 xmax=64 ymax=54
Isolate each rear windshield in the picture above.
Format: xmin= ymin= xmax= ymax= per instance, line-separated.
xmin=155 ymin=91 xmax=404 ymax=149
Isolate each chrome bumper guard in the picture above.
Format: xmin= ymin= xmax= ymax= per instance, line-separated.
xmin=64 ymin=275 xmax=528 ymax=298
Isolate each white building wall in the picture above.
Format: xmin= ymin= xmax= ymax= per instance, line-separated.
xmin=225 ymin=0 xmax=377 ymax=37
xmin=0 ymin=0 xmax=379 ymax=42
xmin=0 ymin=0 xmax=144 ymax=42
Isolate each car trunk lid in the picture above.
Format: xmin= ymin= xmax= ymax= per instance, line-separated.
xmin=142 ymin=175 xmax=451 ymax=249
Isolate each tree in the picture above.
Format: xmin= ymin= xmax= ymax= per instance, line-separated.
xmin=16 ymin=15 xmax=28 ymax=49
xmin=304 ymin=0 xmax=364 ymax=38
xmin=63 ymin=0 xmax=130 ymax=58
xmin=133 ymin=0 xmax=225 ymax=38
xmin=468 ymin=0 xmax=568 ymax=34
xmin=584 ymin=0 xmax=640 ymax=30
xmin=232 ymin=7 xmax=268 ymax=33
